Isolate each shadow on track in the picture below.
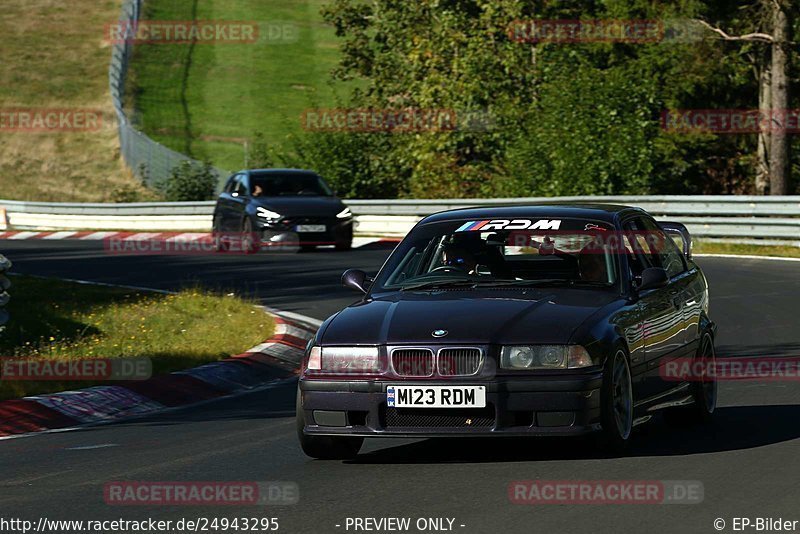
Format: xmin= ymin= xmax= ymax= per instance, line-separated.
xmin=347 ymin=405 xmax=800 ymax=464
xmin=717 ymin=343 xmax=800 ymax=357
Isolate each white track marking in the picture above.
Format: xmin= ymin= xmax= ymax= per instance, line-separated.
xmin=80 ymin=232 xmax=118 ymax=240
xmin=42 ymin=231 xmax=78 ymax=239
xmin=8 ymin=231 xmax=40 ymax=240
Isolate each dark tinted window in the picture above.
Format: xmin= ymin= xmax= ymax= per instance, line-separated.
xmin=250 ymin=173 xmax=333 ymax=197
xmin=374 ymin=218 xmax=620 ymax=290
xmin=623 ymin=217 xmax=685 ymax=278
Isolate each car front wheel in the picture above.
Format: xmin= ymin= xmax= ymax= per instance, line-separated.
xmin=212 ymin=214 xmax=229 ymax=252
xmin=241 ymin=218 xmax=259 ymax=254
xmin=597 ymin=349 xmax=633 ymax=453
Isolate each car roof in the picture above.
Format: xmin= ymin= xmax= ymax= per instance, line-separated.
xmin=419 ymin=203 xmax=644 ymax=225
xmin=241 ymin=168 xmax=319 ymax=176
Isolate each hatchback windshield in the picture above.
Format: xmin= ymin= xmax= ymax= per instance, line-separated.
xmin=374 ymin=218 xmax=622 ymax=291
xmin=250 ymin=173 xmax=333 ymax=197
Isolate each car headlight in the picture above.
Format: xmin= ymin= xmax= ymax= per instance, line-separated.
xmin=500 ymin=345 xmax=594 ymax=370
xmin=336 ymin=207 xmax=352 ymax=219
xmin=306 ymin=346 xmax=382 ymax=374
xmin=256 ymin=207 xmax=281 ymax=219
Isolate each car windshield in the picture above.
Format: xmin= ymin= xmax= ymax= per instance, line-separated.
xmin=250 ymin=173 xmax=333 ymax=197
xmin=374 ymin=218 xmax=621 ymax=291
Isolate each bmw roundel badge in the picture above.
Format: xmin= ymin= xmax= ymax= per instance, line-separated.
xmin=432 ymin=329 xmax=448 ymax=338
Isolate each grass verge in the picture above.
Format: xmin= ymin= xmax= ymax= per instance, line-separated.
xmin=128 ymin=0 xmax=358 ymax=171
xmin=0 ymin=0 xmax=155 ymax=202
xmin=0 ymin=276 xmax=274 ymax=400
xmin=693 ymin=241 xmax=800 ymax=259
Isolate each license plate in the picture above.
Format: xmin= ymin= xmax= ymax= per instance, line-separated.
xmin=386 ymin=385 xmax=486 ymax=408
xmin=295 ymin=224 xmax=326 ymax=233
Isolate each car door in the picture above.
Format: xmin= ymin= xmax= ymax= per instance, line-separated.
xmin=229 ymin=173 xmax=251 ymax=230
xmin=623 ymin=216 xmax=687 ymax=399
xmin=214 ymin=174 xmax=240 ymax=232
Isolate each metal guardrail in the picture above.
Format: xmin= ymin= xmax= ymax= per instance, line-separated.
xmin=346 ymin=196 xmax=800 ymax=216
xmin=1 ymin=196 xmax=800 ymax=241
xmin=0 ymin=199 xmax=214 ymax=216
xmin=110 ymin=0 xmax=230 ymax=186
xmin=0 ymin=255 xmax=11 ymax=334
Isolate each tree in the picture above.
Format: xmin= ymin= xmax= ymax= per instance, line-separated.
xmin=318 ymin=0 xmax=796 ymax=197
xmin=694 ymin=0 xmax=792 ymax=194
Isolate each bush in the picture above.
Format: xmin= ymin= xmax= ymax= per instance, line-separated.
xmin=158 ymin=161 xmax=218 ymax=201
xmin=283 ymin=130 xmax=406 ymax=198
xmin=247 ymin=132 xmax=274 ymax=169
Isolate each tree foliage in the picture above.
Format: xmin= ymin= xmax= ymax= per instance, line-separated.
xmin=300 ymin=0 xmax=800 ymax=198
xmin=157 ymin=161 xmax=218 ymax=201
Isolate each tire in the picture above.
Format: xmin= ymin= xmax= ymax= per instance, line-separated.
xmin=597 ymin=349 xmax=634 ymax=453
xmin=212 ymin=215 xmax=229 ymax=252
xmin=241 ymin=218 xmax=259 ymax=254
xmin=335 ymin=240 xmax=352 ymax=251
xmin=296 ymin=389 xmax=363 ymax=460
xmin=665 ymin=332 xmax=717 ymax=425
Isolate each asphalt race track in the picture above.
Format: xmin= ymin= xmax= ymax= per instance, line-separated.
xmin=1 ymin=240 xmax=799 ymax=534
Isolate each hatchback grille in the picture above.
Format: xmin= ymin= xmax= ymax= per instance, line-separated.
xmin=438 ymin=348 xmax=483 ymax=376
xmin=281 ymin=217 xmax=332 ymax=226
xmin=384 ymin=407 xmax=495 ymax=428
xmin=391 ymin=349 xmax=434 ymax=376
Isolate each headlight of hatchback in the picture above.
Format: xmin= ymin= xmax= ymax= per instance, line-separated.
xmin=336 ymin=207 xmax=352 ymax=219
xmin=256 ymin=207 xmax=281 ymax=220
xmin=500 ymin=345 xmax=594 ymax=370
xmin=306 ymin=346 xmax=382 ymax=373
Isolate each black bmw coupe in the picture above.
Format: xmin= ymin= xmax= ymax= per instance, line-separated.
xmin=297 ymin=204 xmax=717 ymax=458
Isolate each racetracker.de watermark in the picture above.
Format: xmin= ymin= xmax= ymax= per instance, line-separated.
xmin=509 ymin=480 xmax=704 ymax=505
xmin=103 ymin=233 xmax=304 ymax=255
xmin=662 ymin=109 xmax=800 ymax=134
xmin=0 ymin=109 xmax=103 ymax=132
xmin=507 ymin=19 xmax=705 ymax=44
xmin=301 ymin=108 xmax=496 ymax=133
xmin=507 ymin=19 xmax=663 ymax=43
xmin=0 ymin=357 xmax=152 ymax=381
xmin=104 ymin=21 xmax=298 ymax=45
xmin=104 ymin=481 xmax=298 ymax=506
xmin=505 ymin=230 xmax=672 ymax=254
xmin=661 ymin=357 xmax=800 ymax=382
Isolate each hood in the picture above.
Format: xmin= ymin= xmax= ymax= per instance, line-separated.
xmin=320 ymin=290 xmax=619 ymax=346
xmin=251 ymin=196 xmax=345 ymax=217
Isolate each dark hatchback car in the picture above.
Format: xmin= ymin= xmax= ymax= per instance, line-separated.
xmin=297 ymin=204 xmax=718 ymax=459
xmin=213 ymin=169 xmax=353 ymax=251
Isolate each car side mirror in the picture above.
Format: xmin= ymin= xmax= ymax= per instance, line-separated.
xmin=637 ymin=267 xmax=670 ymax=291
xmin=342 ymin=269 xmax=369 ymax=294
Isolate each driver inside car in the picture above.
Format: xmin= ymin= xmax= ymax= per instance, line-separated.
xmin=441 ymin=244 xmax=479 ymax=275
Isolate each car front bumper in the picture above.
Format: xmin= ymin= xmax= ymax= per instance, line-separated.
xmin=299 ymin=373 xmax=603 ymax=437
xmin=257 ymin=217 xmax=352 ymax=246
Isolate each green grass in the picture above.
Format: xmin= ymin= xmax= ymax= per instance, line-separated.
xmin=128 ymin=0 xmax=357 ymax=172
xmin=0 ymin=0 xmax=155 ymax=202
xmin=0 ymin=276 xmax=274 ymax=400
xmin=694 ymin=241 xmax=800 ymax=259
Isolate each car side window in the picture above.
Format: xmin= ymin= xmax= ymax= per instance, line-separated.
xmin=622 ymin=219 xmax=654 ymax=278
xmin=638 ymin=217 xmax=686 ymax=278
xmin=224 ymin=175 xmax=238 ymax=193
xmin=232 ymin=174 xmax=248 ymax=196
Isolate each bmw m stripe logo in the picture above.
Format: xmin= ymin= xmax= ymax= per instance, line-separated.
xmin=455 ymin=220 xmax=490 ymax=232
xmin=455 ymin=219 xmax=562 ymax=232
